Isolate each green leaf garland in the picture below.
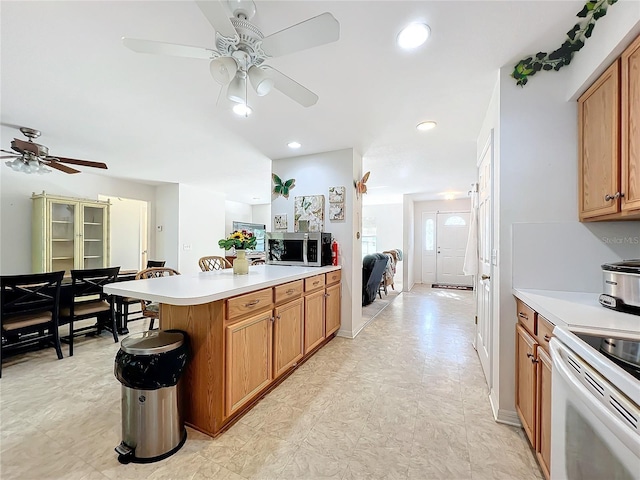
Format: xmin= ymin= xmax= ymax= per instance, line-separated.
xmin=512 ymin=0 xmax=618 ymax=86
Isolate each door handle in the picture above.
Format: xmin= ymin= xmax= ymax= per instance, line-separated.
xmin=481 ymin=274 xmax=490 ymax=280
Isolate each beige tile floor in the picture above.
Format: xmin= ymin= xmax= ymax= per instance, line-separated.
xmin=0 ymin=285 xmax=542 ymax=480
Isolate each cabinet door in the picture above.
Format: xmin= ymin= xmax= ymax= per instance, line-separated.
xmin=304 ymin=289 xmax=325 ymax=353
xmin=622 ymin=35 xmax=640 ymax=212
xmin=225 ymin=311 xmax=273 ymax=416
xmin=49 ymin=199 xmax=78 ymax=273
xmin=81 ymin=202 xmax=109 ymax=270
xmin=578 ymin=60 xmax=620 ymax=220
xmin=536 ymin=347 xmax=552 ymax=480
xmin=325 ymin=283 xmax=341 ymax=336
xmin=273 ymin=298 xmax=304 ymax=379
xmin=516 ymin=324 xmax=537 ymax=445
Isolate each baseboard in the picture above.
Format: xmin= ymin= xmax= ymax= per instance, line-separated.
xmin=336 ymin=329 xmax=353 ymax=339
xmin=495 ymin=408 xmax=521 ymax=427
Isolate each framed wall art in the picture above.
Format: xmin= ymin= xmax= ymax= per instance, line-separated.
xmin=328 ymin=186 xmax=345 ymax=203
xmin=274 ymin=214 xmax=288 ymax=230
xmin=294 ymin=195 xmax=325 ymax=232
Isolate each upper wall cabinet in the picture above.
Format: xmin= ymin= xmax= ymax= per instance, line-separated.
xmin=32 ymin=192 xmax=110 ymax=274
xmin=579 ymin=34 xmax=640 ymax=222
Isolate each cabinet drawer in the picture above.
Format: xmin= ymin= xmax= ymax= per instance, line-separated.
xmin=274 ymin=280 xmax=303 ymax=304
xmin=227 ymin=288 xmax=273 ymax=320
xmin=515 ymin=298 xmax=536 ymax=335
xmin=326 ymin=270 xmax=341 ymax=285
xmin=536 ymin=315 xmax=554 ymax=354
xmin=304 ymin=274 xmax=325 ymax=292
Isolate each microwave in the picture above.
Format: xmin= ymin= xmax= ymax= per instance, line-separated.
xmin=266 ymin=232 xmax=332 ymax=267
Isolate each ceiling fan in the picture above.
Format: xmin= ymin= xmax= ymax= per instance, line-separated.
xmin=1 ymin=127 xmax=108 ymax=174
xmin=122 ymin=0 xmax=340 ymax=110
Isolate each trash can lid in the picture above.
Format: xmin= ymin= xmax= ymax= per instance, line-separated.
xmin=120 ymin=330 xmax=184 ymax=355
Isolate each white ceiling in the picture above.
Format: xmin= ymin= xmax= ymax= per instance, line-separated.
xmin=1 ymin=0 xmax=583 ymax=205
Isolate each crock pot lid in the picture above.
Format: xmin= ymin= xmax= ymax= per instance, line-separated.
xmin=120 ymin=330 xmax=184 ymax=355
xmin=602 ymin=260 xmax=640 ymax=274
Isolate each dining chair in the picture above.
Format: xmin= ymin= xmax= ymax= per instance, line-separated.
xmin=250 ymin=258 xmax=266 ymax=265
xmin=60 ymin=266 xmax=120 ymax=356
xmin=117 ymin=260 xmax=167 ymax=332
xmin=199 ymin=256 xmax=232 ymax=271
xmin=135 ymin=267 xmax=180 ymax=330
xmin=1 ymin=271 xmax=65 ymax=377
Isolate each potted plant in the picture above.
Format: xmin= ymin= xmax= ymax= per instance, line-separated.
xmin=218 ymin=230 xmax=257 ymax=275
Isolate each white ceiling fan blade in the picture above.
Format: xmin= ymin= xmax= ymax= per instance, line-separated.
xmin=196 ymin=0 xmax=239 ymax=41
xmin=262 ymin=66 xmax=318 ymax=107
xmin=260 ymin=12 xmax=339 ymax=58
xmin=122 ymin=38 xmax=219 ymax=59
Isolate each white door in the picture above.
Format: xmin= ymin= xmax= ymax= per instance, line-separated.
xmin=436 ymin=212 xmax=472 ymax=285
xmin=99 ymin=195 xmax=148 ymax=271
xmin=421 ymin=212 xmax=436 ymax=285
xmin=476 ymin=132 xmax=493 ymax=387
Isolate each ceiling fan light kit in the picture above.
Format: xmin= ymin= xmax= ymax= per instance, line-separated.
xmin=1 ymin=127 xmax=108 ymax=175
xmin=232 ymin=103 xmax=252 ymax=117
xmin=122 ymin=0 xmax=340 ymax=113
xmin=397 ymin=23 xmax=431 ymax=49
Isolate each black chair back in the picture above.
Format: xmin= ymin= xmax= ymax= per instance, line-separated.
xmin=70 ymin=266 xmax=120 ymax=301
xmin=2 ymin=271 xmax=65 ymax=318
xmin=1 ymin=271 xmax=65 ymax=376
xmin=146 ymin=260 xmax=166 ymax=268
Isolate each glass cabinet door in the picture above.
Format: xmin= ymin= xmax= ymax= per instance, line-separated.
xmin=49 ymin=201 xmax=77 ymax=274
xmin=82 ymin=204 xmax=107 ymax=269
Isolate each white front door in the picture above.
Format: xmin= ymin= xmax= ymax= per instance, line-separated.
xmin=476 ymin=132 xmax=493 ymax=387
xmin=436 ymin=212 xmax=472 ymax=286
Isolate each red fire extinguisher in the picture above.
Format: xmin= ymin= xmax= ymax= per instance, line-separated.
xmin=331 ymin=239 xmax=339 ymax=266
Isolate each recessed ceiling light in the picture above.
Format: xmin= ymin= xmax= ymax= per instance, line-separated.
xmin=397 ymin=23 xmax=430 ymax=49
xmin=232 ymin=103 xmax=252 ymax=116
xmin=444 ymin=193 xmax=456 ymax=200
xmin=288 ymin=141 xmax=301 ymax=149
xmin=416 ymin=121 xmax=437 ymax=131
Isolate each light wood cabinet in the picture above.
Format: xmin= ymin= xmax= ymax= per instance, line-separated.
xmin=622 ymin=34 xmax=640 ymax=212
xmin=578 ymin=33 xmax=640 ymax=221
xmin=325 ymin=283 xmax=341 ymax=336
xmin=515 ymin=298 xmax=553 ymax=480
xmin=32 ymin=192 xmax=110 ymax=274
xmin=225 ymin=310 xmax=273 ymax=416
xmin=516 ymin=324 xmax=537 ymax=444
xmin=536 ymin=347 xmax=552 ymax=480
xmin=273 ymin=297 xmax=304 ymax=379
xmin=304 ymin=289 xmax=325 ymax=353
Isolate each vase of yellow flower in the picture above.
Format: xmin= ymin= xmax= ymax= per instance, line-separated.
xmin=218 ymin=230 xmax=256 ymax=275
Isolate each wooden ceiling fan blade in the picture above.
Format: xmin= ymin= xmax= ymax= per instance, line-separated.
xmin=44 ymin=160 xmax=81 ymax=174
xmin=261 ymin=12 xmax=340 ymax=58
xmin=122 ymin=37 xmax=219 ymax=59
xmin=1 ymin=148 xmax=19 ymax=155
xmin=49 ymin=156 xmax=108 ymax=169
xmin=1 ymin=155 xmax=19 ymax=159
xmin=12 ymin=138 xmax=39 ymax=154
xmin=261 ymin=66 xmax=318 ymax=107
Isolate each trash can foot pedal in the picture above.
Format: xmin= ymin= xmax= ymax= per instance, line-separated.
xmin=115 ymin=442 xmax=134 ymax=464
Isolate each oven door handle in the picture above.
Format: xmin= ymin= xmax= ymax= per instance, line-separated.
xmin=549 ymin=339 xmax=640 ymax=455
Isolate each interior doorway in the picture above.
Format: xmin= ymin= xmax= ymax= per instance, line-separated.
xmin=435 ymin=212 xmax=472 ymax=286
xmin=99 ymin=195 xmax=149 ymax=271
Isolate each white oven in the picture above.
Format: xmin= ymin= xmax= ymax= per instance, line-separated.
xmin=549 ymin=329 xmax=640 ymax=480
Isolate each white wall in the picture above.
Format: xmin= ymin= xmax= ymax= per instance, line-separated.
xmin=412 ymin=198 xmax=472 ymax=284
xmin=178 ymin=185 xmax=226 ymax=274
xmin=252 ymin=204 xmax=271 ymax=228
xmin=0 ymin=167 xmax=156 ymax=274
xmin=272 ymin=148 xmax=363 ymax=338
xmin=362 ymin=203 xmax=403 ymax=285
xmin=155 ymin=184 xmax=179 ymax=270
xmin=402 ymin=195 xmax=415 ymax=291
xmin=224 ymin=200 xmax=253 ymax=237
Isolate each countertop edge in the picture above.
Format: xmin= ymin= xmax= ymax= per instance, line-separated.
xmin=104 ymin=265 xmax=341 ymax=306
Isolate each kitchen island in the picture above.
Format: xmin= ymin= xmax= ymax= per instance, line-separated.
xmin=105 ymin=264 xmax=342 ymax=437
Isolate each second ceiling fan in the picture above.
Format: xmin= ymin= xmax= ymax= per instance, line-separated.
xmin=123 ymin=0 xmax=340 ymax=110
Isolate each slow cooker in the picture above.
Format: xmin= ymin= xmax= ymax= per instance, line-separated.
xmin=599 ymin=260 xmax=640 ymax=315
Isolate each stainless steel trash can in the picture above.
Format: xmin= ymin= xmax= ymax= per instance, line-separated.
xmin=114 ymin=329 xmax=188 ymax=464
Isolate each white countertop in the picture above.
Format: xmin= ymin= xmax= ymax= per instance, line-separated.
xmin=104 ymin=265 xmax=341 ymax=306
xmin=513 ymin=288 xmax=640 ymax=339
